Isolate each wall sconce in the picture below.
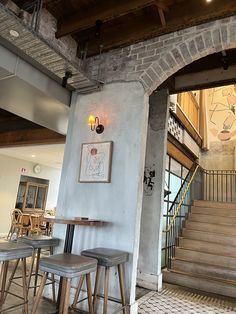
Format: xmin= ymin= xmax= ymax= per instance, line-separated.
xmin=88 ymin=115 xmax=104 ymax=134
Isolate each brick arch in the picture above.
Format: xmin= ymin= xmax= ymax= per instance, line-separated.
xmin=136 ymin=17 xmax=235 ymax=95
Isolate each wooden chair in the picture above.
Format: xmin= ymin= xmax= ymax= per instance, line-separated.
xmin=18 ymin=214 xmax=31 ymax=237
xmin=7 ymin=209 xmax=23 ymax=240
xmin=29 ymin=214 xmax=43 ymax=235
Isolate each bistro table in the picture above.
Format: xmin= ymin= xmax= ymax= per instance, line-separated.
xmin=43 ymin=216 xmax=105 ymax=253
xmin=43 ymin=216 xmax=105 ymax=312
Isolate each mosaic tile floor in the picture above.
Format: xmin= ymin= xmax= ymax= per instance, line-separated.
xmin=138 ymin=286 xmax=236 ymax=314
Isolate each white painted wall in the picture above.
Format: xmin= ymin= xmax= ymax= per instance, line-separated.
xmin=54 ymin=82 xmax=149 ymax=313
xmin=0 ymin=154 xmax=61 ymax=235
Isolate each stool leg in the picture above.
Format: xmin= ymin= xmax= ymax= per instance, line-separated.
xmin=118 ymin=264 xmax=127 ymax=314
xmin=27 ymin=249 xmax=36 ymax=289
xmin=0 ymin=261 xmax=9 ymax=307
xmin=3 ymin=259 xmax=19 ymax=303
xmin=21 ymin=258 xmax=28 ymax=314
xmin=49 ymin=246 xmax=56 ymax=302
xmin=103 ymin=267 xmax=110 ymax=314
xmin=62 ymin=278 xmax=71 ymax=314
xmin=34 ymin=248 xmax=41 ymax=296
xmin=71 ymin=275 xmax=85 ymax=308
xmin=86 ymin=274 xmax=94 ymax=314
xmin=93 ymin=265 xmax=101 ymax=311
xmin=0 ymin=261 xmax=5 ymax=310
xmin=32 ymin=272 xmax=48 ymax=314
xmin=59 ymin=277 xmax=66 ymax=314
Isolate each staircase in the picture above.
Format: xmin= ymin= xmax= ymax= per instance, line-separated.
xmin=163 ymin=199 xmax=236 ymax=298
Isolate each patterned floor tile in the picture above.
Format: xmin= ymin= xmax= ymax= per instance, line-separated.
xmin=138 ymin=286 xmax=236 ymax=314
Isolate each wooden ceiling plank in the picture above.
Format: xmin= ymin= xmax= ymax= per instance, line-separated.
xmin=75 ymin=0 xmax=236 ymax=56
xmin=56 ymin=0 xmax=157 ymax=38
xmin=75 ymin=13 xmax=162 ymax=57
xmin=0 ymin=128 xmax=66 ymax=147
xmin=166 ymin=0 xmax=236 ymax=29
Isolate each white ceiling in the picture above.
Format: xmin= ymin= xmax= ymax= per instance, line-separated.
xmin=0 ymin=144 xmax=65 ymax=169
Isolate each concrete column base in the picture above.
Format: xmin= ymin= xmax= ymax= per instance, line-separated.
xmin=128 ymin=301 xmax=139 ymax=314
xmin=137 ymin=270 xmax=163 ymax=291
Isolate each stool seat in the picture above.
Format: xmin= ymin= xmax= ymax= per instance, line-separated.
xmin=39 ymin=253 xmax=97 ymax=278
xmin=82 ymin=247 xmax=128 ymax=267
xmin=32 ymin=253 xmax=97 ymax=314
xmin=0 ymin=242 xmax=33 ymax=261
xmin=0 ymin=242 xmax=33 ymax=313
xmin=18 ymin=235 xmax=60 ymax=248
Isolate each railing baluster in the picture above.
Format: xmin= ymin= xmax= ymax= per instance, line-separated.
xmin=213 ymin=170 xmax=215 ymax=201
xmin=206 ymin=172 xmax=208 ymax=200
xmin=221 ymin=171 xmax=223 ymax=202
xmin=231 ymin=171 xmax=233 ymax=202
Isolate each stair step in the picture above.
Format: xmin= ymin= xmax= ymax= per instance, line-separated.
xmin=176 ymin=248 xmax=236 ymax=269
xmin=193 ymin=200 xmax=236 ymax=210
xmin=171 ymin=259 xmax=236 ymax=282
xmin=163 ymin=269 xmax=236 ymax=298
xmin=182 ymin=228 xmax=236 ymax=246
xmin=185 ymin=220 xmax=236 ymax=236
xmin=188 ymin=212 xmax=236 ymax=225
xmin=179 ymin=238 xmax=236 ymax=258
xmin=191 ymin=206 xmax=236 ymax=217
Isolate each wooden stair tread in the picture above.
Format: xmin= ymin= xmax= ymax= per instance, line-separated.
xmin=179 ymin=237 xmax=236 ymax=256
xmin=166 ymin=199 xmax=236 ymax=298
xmin=164 ymin=268 xmax=236 ymax=286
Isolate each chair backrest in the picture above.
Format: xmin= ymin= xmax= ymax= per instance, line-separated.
xmin=19 ymin=214 xmax=30 ymax=226
xmin=30 ymin=214 xmax=42 ymax=234
xmin=11 ymin=209 xmax=23 ymax=224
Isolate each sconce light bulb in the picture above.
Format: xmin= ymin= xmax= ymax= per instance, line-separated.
xmin=88 ymin=115 xmax=95 ymax=125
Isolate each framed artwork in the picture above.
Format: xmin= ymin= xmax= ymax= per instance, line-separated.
xmin=79 ymin=141 xmax=113 ymax=183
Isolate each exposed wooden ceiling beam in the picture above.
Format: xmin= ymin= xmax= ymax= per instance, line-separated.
xmin=166 ymin=0 xmax=236 ymax=29
xmin=75 ymin=13 xmax=161 ymax=57
xmin=0 ymin=128 xmax=66 ymax=148
xmin=75 ymin=0 xmax=236 ymax=56
xmin=56 ymin=0 xmax=162 ymax=38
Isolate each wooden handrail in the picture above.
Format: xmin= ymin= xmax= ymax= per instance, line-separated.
xmin=163 ymin=165 xmax=199 ymax=233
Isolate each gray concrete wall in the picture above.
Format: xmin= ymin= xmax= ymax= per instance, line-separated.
xmin=138 ymin=90 xmax=169 ymax=291
xmin=53 ymin=81 xmax=149 ymax=313
xmin=200 ymin=140 xmax=235 ymax=170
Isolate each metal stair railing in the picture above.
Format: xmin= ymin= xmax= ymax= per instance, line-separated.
xmin=162 ymin=164 xmax=236 ymax=269
xmin=163 ymin=162 xmax=201 ymax=268
xmin=203 ymin=169 xmax=236 ymax=202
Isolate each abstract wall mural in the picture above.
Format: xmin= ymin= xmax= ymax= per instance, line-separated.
xmin=209 ymin=85 xmax=236 ymax=142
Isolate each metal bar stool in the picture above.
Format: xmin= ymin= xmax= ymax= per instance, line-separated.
xmin=32 ymin=253 xmax=97 ymax=314
xmin=7 ymin=235 xmax=60 ymax=299
xmin=72 ymin=247 xmax=128 ymax=314
xmin=0 ymin=241 xmax=33 ymax=313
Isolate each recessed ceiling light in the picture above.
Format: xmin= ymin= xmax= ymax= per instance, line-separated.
xmin=31 ymin=154 xmax=36 ymax=158
xmin=9 ymin=29 xmax=19 ymax=38
xmin=206 ymin=0 xmax=212 ymax=2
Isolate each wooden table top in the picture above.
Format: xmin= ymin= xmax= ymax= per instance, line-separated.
xmin=43 ymin=216 xmax=105 ymax=226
